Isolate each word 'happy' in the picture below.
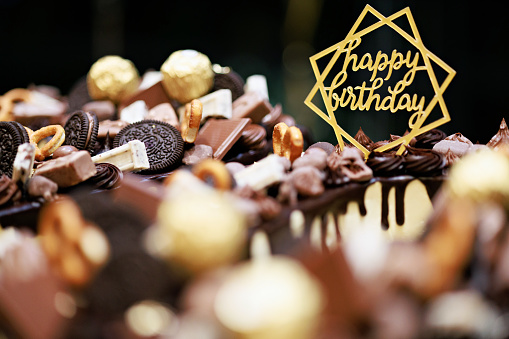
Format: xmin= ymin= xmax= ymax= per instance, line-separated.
xmin=327 ymin=38 xmax=427 ymax=125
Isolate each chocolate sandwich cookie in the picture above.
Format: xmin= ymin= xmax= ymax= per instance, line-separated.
xmin=0 ymin=121 xmax=30 ymax=178
xmin=113 ymin=119 xmax=184 ymax=173
xmin=63 ymin=110 xmax=99 ymax=153
xmin=212 ymin=67 xmax=245 ymax=101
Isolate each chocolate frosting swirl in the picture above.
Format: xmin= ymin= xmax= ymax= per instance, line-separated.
xmin=366 ymin=152 xmax=405 ymax=177
xmin=403 ymin=146 xmax=445 ymax=177
xmin=354 ymin=127 xmax=374 ymax=150
xmin=487 ymin=118 xmax=509 ymax=149
xmin=413 ymin=129 xmax=447 ymax=149
xmin=85 ymin=163 xmax=123 ymax=189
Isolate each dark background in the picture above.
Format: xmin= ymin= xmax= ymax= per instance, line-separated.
xmin=0 ymin=0 xmax=507 ymax=144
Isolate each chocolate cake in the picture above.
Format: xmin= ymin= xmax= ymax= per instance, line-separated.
xmin=1 ymin=49 xmax=509 ymax=339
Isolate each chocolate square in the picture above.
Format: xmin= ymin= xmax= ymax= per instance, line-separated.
xmin=195 ymin=118 xmax=251 ymax=160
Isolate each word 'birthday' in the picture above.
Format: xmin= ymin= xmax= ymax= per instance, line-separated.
xmin=327 ymin=38 xmax=427 ymax=120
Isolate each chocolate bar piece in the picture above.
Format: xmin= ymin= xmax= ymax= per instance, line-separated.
xmin=195 ymin=118 xmax=251 ymax=160
xmin=232 ymin=91 xmax=272 ymax=124
xmin=177 ymin=89 xmax=233 ymax=122
xmin=0 ymin=230 xmax=70 ymax=339
xmin=34 ymin=151 xmax=97 ymax=187
xmin=119 ymin=80 xmax=172 ymax=111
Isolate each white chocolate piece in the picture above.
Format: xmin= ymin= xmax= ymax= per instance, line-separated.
xmin=138 ymin=71 xmax=163 ymax=91
xmin=12 ymin=143 xmax=35 ymax=186
xmin=178 ymin=89 xmax=232 ymax=122
xmin=244 ymin=74 xmax=269 ymax=101
xmin=120 ymin=100 xmax=148 ymax=124
xmin=91 ymin=140 xmax=149 ymax=171
xmin=13 ymin=91 xmax=66 ymax=118
xmin=234 ymin=154 xmax=287 ymax=191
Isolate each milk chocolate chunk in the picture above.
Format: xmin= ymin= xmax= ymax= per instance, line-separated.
xmin=120 ymin=80 xmax=172 ymax=111
xmin=98 ymin=119 xmax=129 ymax=139
xmin=145 ymin=103 xmax=179 ymax=128
xmin=0 ymin=230 xmax=70 ymax=339
xmin=232 ymin=91 xmax=272 ymax=124
xmin=82 ymin=100 xmax=116 ymax=121
xmin=195 ymin=118 xmax=251 ymax=160
xmin=34 ymin=150 xmax=97 ymax=187
xmin=52 ymin=145 xmax=79 ymax=159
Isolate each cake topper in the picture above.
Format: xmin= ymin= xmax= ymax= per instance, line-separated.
xmin=305 ymin=5 xmax=455 ymax=157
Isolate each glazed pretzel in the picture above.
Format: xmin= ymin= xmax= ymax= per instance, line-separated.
xmin=272 ymin=122 xmax=303 ymax=163
xmin=38 ymin=196 xmax=110 ymax=288
xmin=0 ymin=89 xmax=31 ymax=121
xmin=29 ymin=125 xmax=65 ymax=161
xmin=181 ymin=99 xmax=203 ymax=143
xmin=192 ymin=159 xmax=232 ymax=190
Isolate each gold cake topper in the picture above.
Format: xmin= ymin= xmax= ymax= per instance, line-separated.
xmin=305 ymin=5 xmax=456 ymax=156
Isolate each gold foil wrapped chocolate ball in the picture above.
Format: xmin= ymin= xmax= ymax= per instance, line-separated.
xmin=87 ymin=55 xmax=140 ymax=103
xmin=157 ymin=190 xmax=246 ymax=273
xmin=160 ymin=49 xmax=214 ymax=104
xmin=214 ymin=256 xmax=324 ymax=339
xmin=447 ymin=149 xmax=509 ymax=202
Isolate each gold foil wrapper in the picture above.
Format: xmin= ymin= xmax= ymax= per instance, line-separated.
xmin=160 ymin=50 xmax=214 ymax=104
xmin=87 ymin=55 xmax=140 ymax=103
xmin=447 ymin=149 xmax=509 ymax=201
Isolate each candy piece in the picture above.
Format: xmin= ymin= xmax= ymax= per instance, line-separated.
xmin=0 ymin=121 xmax=31 ymax=178
xmin=82 ymin=100 xmax=116 ymax=121
xmin=87 ymin=55 xmax=140 ymax=103
xmin=232 ymin=91 xmax=272 ymax=124
xmin=145 ymin=103 xmax=179 ymax=128
xmin=177 ymin=89 xmax=232 ymax=122
xmin=160 ymin=49 xmax=214 ymax=104
xmin=244 ymin=74 xmax=269 ymax=100
xmin=0 ymin=229 xmax=70 ymax=339
xmin=337 ymin=147 xmax=373 ymax=182
xmin=11 ymin=143 xmax=35 ymax=188
xmin=119 ymin=100 xmax=148 ymax=124
xmin=213 ymin=256 xmax=324 ymax=339
xmin=38 ymin=196 xmax=110 ymax=287
xmin=27 ymin=175 xmax=58 ymax=201
xmin=97 ymin=119 xmax=129 ymax=139
xmin=120 ymin=80 xmax=172 ymax=112
xmin=192 ymin=159 xmax=232 ymax=190
xmin=29 ymin=124 xmax=66 ymax=161
xmin=91 ymin=140 xmax=149 ymax=172
xmin=273 ymin=122 xmax=303 ymax=163
xmin=182 ymin=144 xmax=213 ymax=165
xmin=52 ymin=145 xmax=79 ymax=159
xmin=0 ymin=88 xmax=31 ymax=121
xmin=34 ymin=150 xmax=97 ymax=187
xmin=157 ymin=190 xmax=246 ymax=273
xmin=12 ymin=90 xmax=67 ymax=127
xmin=113 ymin=120 xmax=184 ymax=173
xmin=181 ymin=99 xmax=203 ymax=143
xmin=212 ymin=65 xmax=245 ymax=101
xmin=195 ymin=118 xmax=251 ymax=160
xmin=234 ymin=154 xmax=289 ymax=191
xmin=63 ymin=110 xmax=99 ymax=153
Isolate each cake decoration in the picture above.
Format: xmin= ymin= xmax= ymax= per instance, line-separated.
xmin=305 ymin=5 xmax=455 ymax=157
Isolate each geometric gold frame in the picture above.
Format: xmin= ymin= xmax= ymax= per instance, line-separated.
xmin=304 ymin=5 xmax=456 ymax=156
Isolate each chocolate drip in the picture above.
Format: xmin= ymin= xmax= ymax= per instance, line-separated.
xmin=380 ymin=179 xmax=409 ymax=230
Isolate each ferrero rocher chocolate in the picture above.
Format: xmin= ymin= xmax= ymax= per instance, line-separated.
xmin=447 ymin=149 xmax=509 ymax=202
xmin=157 ymin=190 xmax=246 ymax=273
xmin=160 ymin=50 xmax=214 ymax=104
xmin=87 ymin=56 xmax=140 ymax=103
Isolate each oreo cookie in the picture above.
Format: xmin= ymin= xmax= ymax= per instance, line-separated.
xmin=113 ymin=119 xmax=184 ymax=173
xmin=0 ymin=121 xmax=30 ymax=178
xmin=63 ymin=110 xmax=99 ymax=153
xmin=213 ymin=68 xmax=245 ymax=101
